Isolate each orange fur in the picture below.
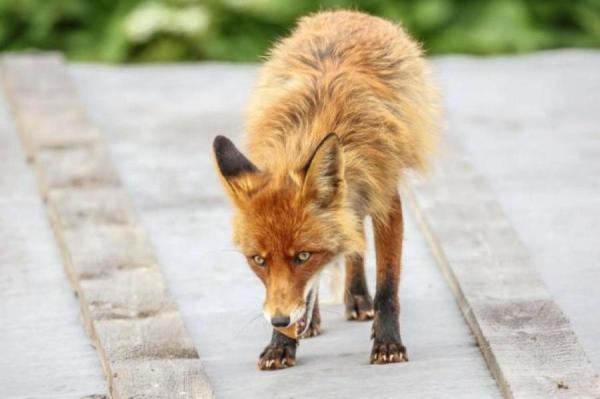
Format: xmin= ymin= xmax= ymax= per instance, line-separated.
xmin=213 ymin=10 xmax=439 ymax=346
xmin=246 ymin=10 xmax=439 ymax=222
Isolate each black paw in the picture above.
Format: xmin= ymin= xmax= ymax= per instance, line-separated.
xmin=257 ymin=343 xmax=297 ymax=370
xmin=370 ymin=341 xmax=408 ymax=364
xmin=345 ymin=293 xmax=374 ymax=321
xmin=299 ymin=320 xmax=321 ymax=339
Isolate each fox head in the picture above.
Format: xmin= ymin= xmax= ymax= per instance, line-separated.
xmin=213 ymin=133 xmax=363 ymax=336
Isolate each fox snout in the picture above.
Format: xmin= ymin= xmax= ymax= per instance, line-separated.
xmin=265 ymin=306 xmax=305 ymax=327
xmin=264 ymin=304 xmax=308 ymax=338
xmin=263 ymin=282 xmax=319 ymax=339
xmin=263 ymin=300 xmax=305 ymax=327
xmin=270 ymin=315 xmax=291 ymax=328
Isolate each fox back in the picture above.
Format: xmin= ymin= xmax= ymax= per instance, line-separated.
xmin=246 ymin=10 xmax=439 ymax=220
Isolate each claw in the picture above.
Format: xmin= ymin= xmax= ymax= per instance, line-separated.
xmin=345 ymin=294 xmax=374 ymax=321
xmin=299 ymin=319 xmax=322 ymax=339
xmin=370 ymin=342 xmax=408 ymax=365
xmin=258 ymin=342 xmax=297 ymax=370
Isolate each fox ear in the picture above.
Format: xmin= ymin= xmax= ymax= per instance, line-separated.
xmin=213 ymin=135 xmax=262 ymax=203
xmin=302 ymin=133 xmax=344 ymax=208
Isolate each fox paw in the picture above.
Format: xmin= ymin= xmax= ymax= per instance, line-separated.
xmin=370 ymin=341 xmax=408 ymax=364
xmin=257 ymin=344 xmax=296 ymax=370
xmin=299 ymin=322 xmax=321 ymax=339
xmin=345 ymin=294 xmax=374 ymax=321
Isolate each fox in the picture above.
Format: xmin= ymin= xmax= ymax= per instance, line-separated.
xmin=213 ymin=10 xmax=439 ymax=370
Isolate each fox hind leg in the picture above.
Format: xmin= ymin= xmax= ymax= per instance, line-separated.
xmin=300 ymin=293 xmax=321 ymax=338
xmin=370 ymin=191 xmax=408 ymax=364
xmin=344 ymin=252 xmax=374 ymax=320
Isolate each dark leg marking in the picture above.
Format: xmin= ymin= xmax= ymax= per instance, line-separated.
xmin=370 ymin=192 xmax=408 ymax=364
xmin=344 ymin=253 xmax=374 ymax=321
xmin=258 ymin=329 xmax=298 ymax=370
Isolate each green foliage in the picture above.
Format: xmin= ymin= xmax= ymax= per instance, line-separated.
xmin=1 ymin=0 xmax=599 ymax=63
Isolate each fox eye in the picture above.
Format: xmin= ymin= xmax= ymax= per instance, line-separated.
xmin=294 ymin=251 xmax=311 ymax=264
xmin=252 ymin=255 xmax=266 ymax=266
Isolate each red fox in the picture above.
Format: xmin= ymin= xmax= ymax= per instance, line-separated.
xmin=213 ymin=10 xmax=439 ymax=370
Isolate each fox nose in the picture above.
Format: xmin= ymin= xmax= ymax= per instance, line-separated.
xmin=271 ymin=315 xmax=290 ymax=327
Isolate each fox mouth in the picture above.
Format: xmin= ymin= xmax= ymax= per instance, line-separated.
xmin=296 ymin=286 xmax=318 ymax=336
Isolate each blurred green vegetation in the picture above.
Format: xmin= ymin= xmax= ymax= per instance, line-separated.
xmin=1 ymin=0 xmax=599 ymax=63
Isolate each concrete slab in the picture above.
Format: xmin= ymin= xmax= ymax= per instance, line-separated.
xmin=404 ymin=135 xmax=599 ymax=396
xmin=0 ymin=84 xmax=106 ymax=398
xmin=1 ymin=54 xmax=214 ymax=399
xmin=433 ymin=50 xmax=600 ymax=369
xmin=3 ymin=48 xmax=597 ymax=399
xmin=73 ymin=63 xmax=501 ymax=398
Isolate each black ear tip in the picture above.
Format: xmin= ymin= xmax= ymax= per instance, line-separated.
xmin=213 ymin=135 xmax=232 ymax=152
xmin=213 ymin=135 xmax=258 ymax=177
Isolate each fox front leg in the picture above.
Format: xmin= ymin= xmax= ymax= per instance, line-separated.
xmin=370 ymin=192 xmax=408 ymax=364
xmin=258 ymin=330 xmax=298 ymax=370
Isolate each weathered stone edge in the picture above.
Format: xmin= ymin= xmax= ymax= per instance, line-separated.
xmin=0 ymin=52 xmax=215 ymax=399
xmin=402 ymin=140 xmax=600 ymax=398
